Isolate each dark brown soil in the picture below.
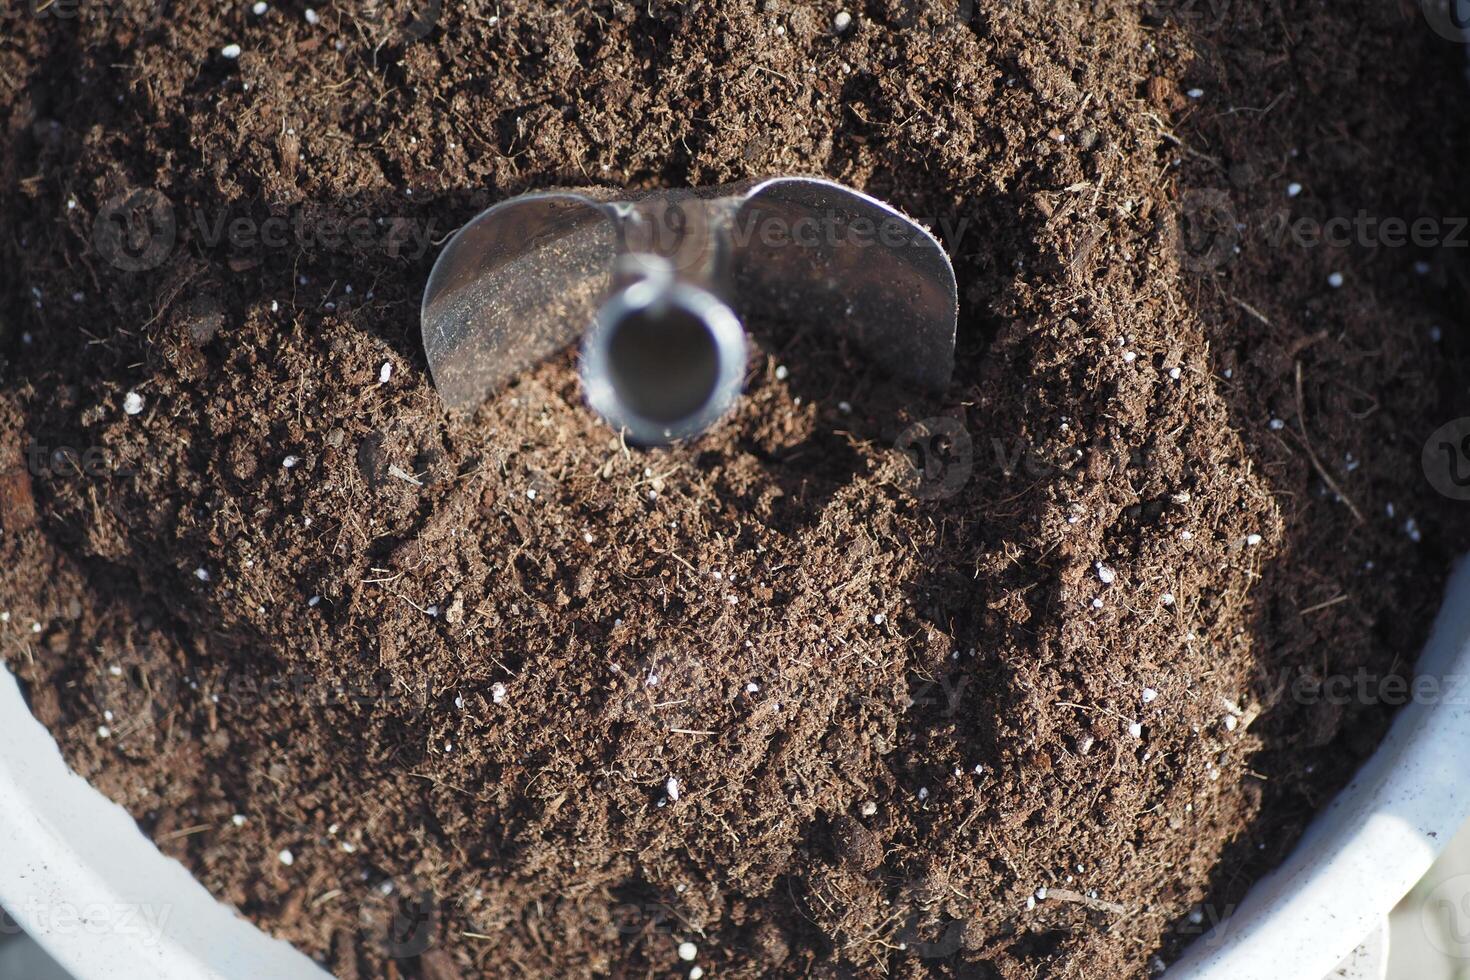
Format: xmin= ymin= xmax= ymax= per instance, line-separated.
xmin=3 ymin=1 xmax=1469 ymax=977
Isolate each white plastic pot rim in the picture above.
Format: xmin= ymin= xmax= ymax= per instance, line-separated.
xmin=0 ymin=678 xmax=327 ymax=980
xmin=1167 ymin=554 xmax=1470 ymax=979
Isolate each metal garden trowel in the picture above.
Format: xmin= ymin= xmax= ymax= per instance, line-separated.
xmin=420 ymin=177 xmax=957 ymax=445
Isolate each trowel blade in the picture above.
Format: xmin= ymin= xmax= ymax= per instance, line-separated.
xmin=420 ymin=178 xmax=958 ymax=416
xmin=731 ymin=177 xmax=957 ymax=392
xmin=420 ymin=191 xmax=618 ymax=410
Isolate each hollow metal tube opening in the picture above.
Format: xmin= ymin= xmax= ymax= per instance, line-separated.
xmin=580 ymin=281 xmax=747 ymax=446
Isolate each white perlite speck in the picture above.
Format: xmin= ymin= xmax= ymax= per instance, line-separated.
xmin=1095 ymin=562 xmax=1116 ymax=585
xmin=1246 ymin=533 xmax=1263 ymax=546
xmin=282 ymin=455 xmax=299 ymax=468
xmin=1142 ymin=687 xmax=1159 ymax=704
xmin=123 ymin=391 xmax=145 ymax=415
xmin=1127 ymin=721 xmax=1143 ymax=738
xmin=232 ymin=814 xmax=247 ymax=827
xmin=221 ymin=43 xmax=242 ymax=59
xmin=833 ymin=10 xmax=853 ymax=32
xmin=304 ymin=7 xmax=319 ymax=24
xmin=252 ymin=1 xmax=268 ymax=13
xmin=194 ymin=567 xmax=211 ymax=582
xmin=666 ymin=776 xmax=681 ymax=802
xmin=678 ymin=941 xmax=698 ymax=961
xmin=1327 ymin=271 xmax=1344 ymax=288
xmin=1286 ymin=182 xmax=1302 ymax=198
xmin=379 ymin=361 xmax=393 ymax=383
xmin=278 ymin=849 xmax=294 ymax=866
xmin=491 ymin=682 xmax=507 ymax=704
